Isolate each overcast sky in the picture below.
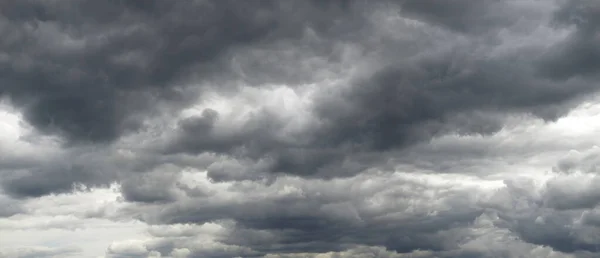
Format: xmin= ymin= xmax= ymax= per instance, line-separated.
xmin=1 ymin=0 xmax=600 ymax=257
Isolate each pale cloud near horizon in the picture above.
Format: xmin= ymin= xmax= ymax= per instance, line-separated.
xmin=3 ymin=0 xmax=600 ymax=257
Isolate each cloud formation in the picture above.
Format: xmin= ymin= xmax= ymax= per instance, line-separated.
xmin=3 ymin=0 xmax=600 ymax=257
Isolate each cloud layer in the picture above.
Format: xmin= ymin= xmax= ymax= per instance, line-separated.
xmin=2 ymin=0 xmax=600 ymax=257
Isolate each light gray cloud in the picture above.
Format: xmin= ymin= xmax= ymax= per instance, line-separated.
xmin=0 ymin=246 xmax=81 ymax=258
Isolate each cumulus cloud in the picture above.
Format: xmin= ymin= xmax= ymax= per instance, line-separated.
xmin=3 ymin=0 xmax=600 ymax=257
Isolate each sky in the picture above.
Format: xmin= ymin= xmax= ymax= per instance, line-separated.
xmin=1 ymin=0 xmax=600 ymax=257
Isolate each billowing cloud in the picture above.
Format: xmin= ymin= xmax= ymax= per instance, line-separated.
xmin=3 ymin=0 xmax=600 ymax=257
xmin=0 ymin=0 xmax=368 ymax=144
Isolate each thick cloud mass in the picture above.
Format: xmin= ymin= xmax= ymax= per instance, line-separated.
xmin=3 ymin=0 xmax=600 ymax=257
xmin=0 ymin=0 xmax=363 ymax=144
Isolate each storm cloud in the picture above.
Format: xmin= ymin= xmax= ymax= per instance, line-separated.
xmin=3 ymin=0 xmax=600 ymax=257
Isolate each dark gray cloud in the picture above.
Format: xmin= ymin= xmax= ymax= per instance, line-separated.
xmin=0 ymin=194 xmax=22 ymax=217
xmin=0 ymin=0 xmax=366 ymax=144
xmin=165 ymin=40 xmax=597 ymax=180
xmin=539 ymin=0 xmax=600 ymax=80
xmin=114 ymin=157 xmax=600 ymax=257
xmin=480 ymin=167 xmax=600 ymax=255
xmin=397 ymin=0 xmax=517 ymax=34
xmin=4 ymin=0 xmax=600 ymax=257
xmin=157 ymin=0 xmax=600 ymax=181
xmin=117 ymin=174 xmax=485 ymax=256
xmin=312 ymin=52 xmax=586 ymax=149
xmin=119 ymin=169 xmax=181 ymax=204
xmin=0 ymin=147 xmax=119 ymax=198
